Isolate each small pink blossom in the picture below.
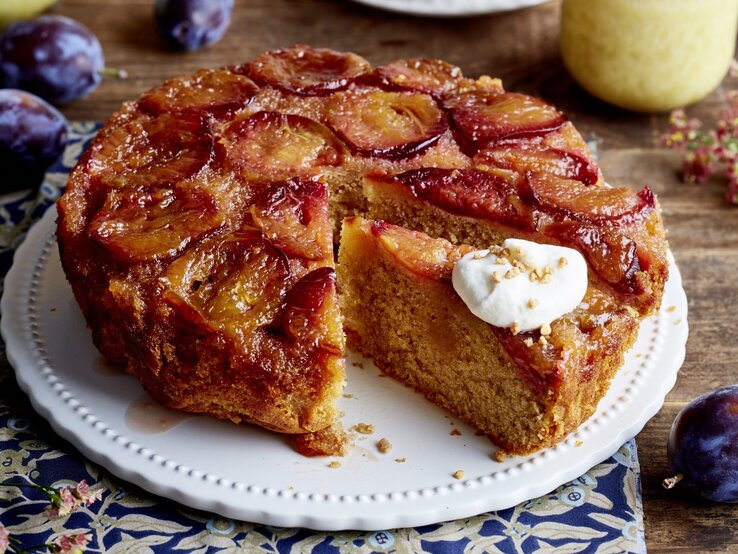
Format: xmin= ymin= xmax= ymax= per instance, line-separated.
xmin=44 ymin=487 xmax=76 ymax=519
xmin=44 ymin=480 xmax=101 ymax=519
xmin=73 ymin=480 xmax=102 ymax=507
xmin=682 ymin=146 xmax=715 ymax=183
xmin=49 ymin=533 xmax=91 ymax=554
xmin=0 ymin=524 xmax=9 ymax=554
xmin=661 ymin=109 xmax=702 ymax=150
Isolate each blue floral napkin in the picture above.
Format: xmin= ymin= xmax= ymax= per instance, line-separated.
xmin=0 ymin=123 xmax=646 ymax=553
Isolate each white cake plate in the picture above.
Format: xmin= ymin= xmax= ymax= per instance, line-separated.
xmin=350 ymin=0 xmax=551 ymax=17
xmin=1 ymin=207 xmax=688 ymax=531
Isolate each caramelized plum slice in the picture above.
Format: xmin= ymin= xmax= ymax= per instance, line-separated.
xmin=547 ymin=222 xmax=644 ymax=295
xmin=449 ymin=91 xmax=566 ymax=153
xmin=493 ymin=327 xmax=562 ymax=395
xmin=393 ymin=168 xmax=533 ymax=230
xmin=240 ymin=44 xmax=370 ymax=95
xmin=88 ymin=112 xmax=212 ymax=188
xmin=138 ymin=69 xmax=258 ymax=116
xmin=249 ymin=179 xmax=332 ymax=261
xmin=475 ymin=141 xmax=599 ymax=186
xmin=371 ymin=219 xmax=473 ymax=280
xmin=89 ymin=186 xmax=222 ymax=262
xmin=326 ymin=89 xmax=447 ymax=159
xmin=220 ymin=111 xmax=345 ymax=180
xmin=272 ymin=267 xmax=342 ymax=353
xmin=371 ymin=58 xmax=463 ymax=97
xmin=162 ymin=230 xmax=291 ymax=336
xmin=526 ymin=173 xmax=655 ymax=224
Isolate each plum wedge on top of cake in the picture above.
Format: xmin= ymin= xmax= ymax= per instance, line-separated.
xmin=57 ymin=45 xmax=668 ymax=456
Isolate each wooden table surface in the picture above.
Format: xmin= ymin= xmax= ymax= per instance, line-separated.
xmin=48 ymin=0 xmax=738 ymax=551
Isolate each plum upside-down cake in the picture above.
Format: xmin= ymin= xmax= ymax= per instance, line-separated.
xmin=57 ymin=45 xmax=668 ymax=456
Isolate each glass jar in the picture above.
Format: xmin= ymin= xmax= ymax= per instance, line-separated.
xmin=560 ymin=0 xmax=738 ymax=112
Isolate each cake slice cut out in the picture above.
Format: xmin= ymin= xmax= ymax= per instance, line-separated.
xmin=338 ymin=217 xmax=640 ymax=455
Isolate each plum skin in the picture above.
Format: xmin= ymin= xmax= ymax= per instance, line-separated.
xmin=0 ymin=15 xmax=105 ymax=104
xmin=155 ymin=0 xmax=234 ymax=51
xmin=0 ymin=89 xmax=68 ymax=192
xmin=666 ymin=385 xmax=738 ymax=503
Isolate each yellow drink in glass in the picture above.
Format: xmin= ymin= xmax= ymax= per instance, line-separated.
xmin=0 ymin=0 xmax=57 ymax=27
xmin=560 ymin=0 xmax=738 ymax=112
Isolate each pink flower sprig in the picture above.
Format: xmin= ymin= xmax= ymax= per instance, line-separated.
xmin=662 ymin=70 xmax=738 ymax=204
xmin=0 ymin=480 xmax=100 ymax=554
xmin=0 ymin=527 xmax=91 ymax=554
xmin=0 ymin=526 xmax=9 ymax=554
xmin=47 ymin=534 xmax=91 ymax=554
xmin=0 ymin=480 xmax=101 ymax=520
xmin=42 ymin=481 xmax=102 ymax=520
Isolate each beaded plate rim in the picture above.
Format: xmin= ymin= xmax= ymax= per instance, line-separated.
xmin=1 ymin=206 xmax=688 ymax=531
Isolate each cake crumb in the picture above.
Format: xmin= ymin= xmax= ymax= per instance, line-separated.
xmin=575 ymin=440 xmax=583 ymax=447
xmin=395 ymin=457 xmax=406 ymax=463
xmin=667 ymin=305 xmax=677 ymax=313
xmin=493 ymin=450 xmax=507 ymax=463
xmin=540 ymin=322 xmax=552 ymax=336
xmin=523 ymin=337 xmax=534 ymax=347
xmin=292 ymin=424 xmax=347 ymax=457
xmin=558 ymin=256 xmax=568 ymax=268
xmin=453 ymin=470 xmax=464 ymax=480
xmin=473 ymin=252 xmax=485 ymax=259
xmin=450 ymin=428 xmax=462 ymax=436
xmin=510 ymin=322 xmax=521 ymax=335
xmin=527 ymin=298 xmax=539 ymax=309
xmin=327 ymin=461 xmax=341 ymax=469
xmin=675 ymin=318 xmax=682 ymax=325
xmin=625 ymin=306 xmax=639 ymax=318
xmin=492 ymin=270 xmax=503 ymax=283
xmin=538 ymin=335 xmax=548 ymax=346
xmin=352 ymin=422 xmax=375 ymax=435
xmin=377 ymin=438 xmax=392 ymax=453
xmin=351 ymin=361 xmax=364 ymax=369
xmin=343 ymin=393 xmax=354 ymax=399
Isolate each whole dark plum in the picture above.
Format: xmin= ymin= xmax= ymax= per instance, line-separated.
xmin=0 ymin=15 xmax=104 ymax=104
xmin=155 ymin=0 xmax=233 ymax=51
xmin=0 ymin=89 xmax=68 ymax=192
xmin=664 ymin=385 xmax=738 ymax=502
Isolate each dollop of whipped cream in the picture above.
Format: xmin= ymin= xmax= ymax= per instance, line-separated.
xmin=452 ymin=238 xmax=587 ymax=333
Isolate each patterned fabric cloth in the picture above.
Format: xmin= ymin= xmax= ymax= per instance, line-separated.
xmin=0 ymin=123 xmax=646 ymax=554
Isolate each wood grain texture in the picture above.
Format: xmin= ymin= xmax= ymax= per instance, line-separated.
xmin=49 ymin=0 xmax=738 ymax=550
